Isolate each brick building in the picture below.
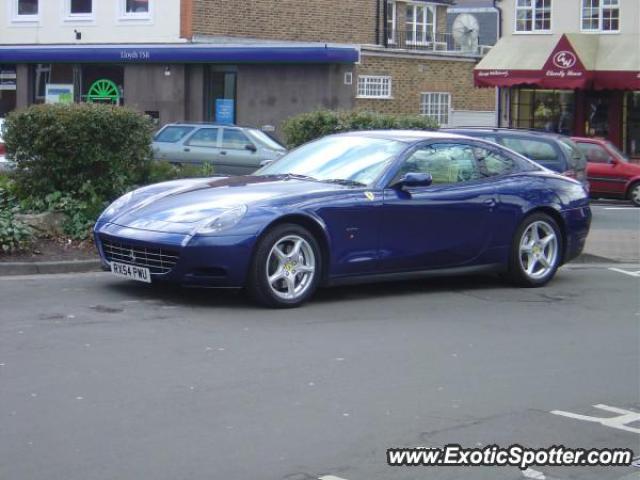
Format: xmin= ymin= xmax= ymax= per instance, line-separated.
xmin=0 ymin=0 xmax=496 ymax=133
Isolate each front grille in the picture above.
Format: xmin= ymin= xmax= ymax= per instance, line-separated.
xmin=101 ymin=237 xmax=180 ymax=274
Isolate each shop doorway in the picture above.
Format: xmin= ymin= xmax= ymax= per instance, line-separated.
xmin=204 ymin=66 xmax=237 ymax=123
xmin=582 ymin=90 xmax=623 ymax=148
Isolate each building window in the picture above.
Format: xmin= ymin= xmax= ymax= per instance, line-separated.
xmin=119 ymin=0 xmax=151 ymax=19
xmin=12 ymin=0 xmax=39 ymax=21
xmin=581 ymin=0 xmax=620 ymax=32
xmin=387 ymin=1 xmax=396 ymax=44
xmin=65 ymin=0 xmax=93 ymax=20
xmin=420 ymin=92 xmax=451 ymax=126
xmin=515 ymin=0 xmax=551 ymax=32
xmin=406 ymin=4 xmax=435 ymax=44
xmin=357 ymin=76 xmax=392 ymax=99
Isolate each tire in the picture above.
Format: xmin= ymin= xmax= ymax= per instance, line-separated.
xmin=628 ymin=182 xmax=640 ymax=207
xmin=508 ymin=213 xmax=563 ymax=287
xmin=247 ymin=223 xmax=322 ymax=308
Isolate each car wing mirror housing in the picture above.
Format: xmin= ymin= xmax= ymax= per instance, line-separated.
xmin=245 ymin=144 xmax=258 ymax=153
xmin=396 ymin=172 xmax=433 ymax=189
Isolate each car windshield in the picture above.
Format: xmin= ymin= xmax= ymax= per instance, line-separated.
xmin=558 ymin=138 xmax=587 ymax=170
xmin=154 ymin=126 xmax=194 ymax=143
xmin=256 ymin=135 xmax=405 ymax=186
xmin=605 ymin=140 xmax=629 ymax=162
xmin=248 ymin=130 xmax=286 ymax=151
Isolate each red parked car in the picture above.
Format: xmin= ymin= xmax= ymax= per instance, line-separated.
xmin=572 ymin=137 xmax=640 ymax=206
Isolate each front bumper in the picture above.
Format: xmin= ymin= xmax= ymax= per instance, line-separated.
xmin=94 ymin=222 xmax=257 ymax=287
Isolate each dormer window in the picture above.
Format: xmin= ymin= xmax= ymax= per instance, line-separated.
xmin=515 ymin=0 xmax=552 ymax=33
xmin=406 ymin=4 xmax=435 ymax=45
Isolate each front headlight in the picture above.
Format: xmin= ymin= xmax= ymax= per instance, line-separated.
xmin=196 ymin=205 xmax=248 ymax=235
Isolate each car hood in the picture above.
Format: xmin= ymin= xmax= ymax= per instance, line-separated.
xmin=110 ymin=175 xmax=345 ymax=232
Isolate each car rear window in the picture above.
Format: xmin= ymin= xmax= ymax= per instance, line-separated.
xmin=154 ymin=126 xmax=194 ymax=143
xmin=558 ymin=138 xmax=587 ymax=170
xmin=501 ymin=137 xmax=562 ymax=169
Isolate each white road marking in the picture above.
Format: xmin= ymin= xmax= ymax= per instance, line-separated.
xmin=609 ymin=268 xmax=640 ymax=278
xmin=603 ymin=207 xmax=639 ymax=211
xmin=522 ymin=467 xmax=546 ymax=479
xmin=319 ymin=476 xmax=349 ymax=480
xmin=551 ymin=404 xmax=640 ymax=434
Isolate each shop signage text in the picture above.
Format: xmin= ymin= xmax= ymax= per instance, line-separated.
xmin=119 ymin=50 xmax=151 ymax=61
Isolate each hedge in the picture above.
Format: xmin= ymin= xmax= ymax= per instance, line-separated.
xmin=282 ymin=110 xmax=440 ymax=148
xmin=3 ymin=103 xmax=154 ymax=201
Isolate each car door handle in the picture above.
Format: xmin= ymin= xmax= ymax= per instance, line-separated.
xmin=484 ymin=198 xmax=497 ymax=208
xmin=183 ymin=147 xmax=190 ymax=152
xmin=220 ymin=151 xmax=227 ymax=156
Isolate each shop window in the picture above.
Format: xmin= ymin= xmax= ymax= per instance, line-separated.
xmin=420 ymin=92 xmax=451 ymax=126
xmin=581 ymin=0 xmax=619 ymax=32
xmin=515 ymin=0 xmax=551 ymax=33
xmin=357 ymin=76 xmax=392 ymax=99
xmin=405 ymin=4 xmax=435 ymax=44
xmin=12 ymin=0 xmax=39 ymax=21
xmin=625 ymin=93 xmax=640 ymax=157
xmin=509 ymin=89 xmax=575 ymax=135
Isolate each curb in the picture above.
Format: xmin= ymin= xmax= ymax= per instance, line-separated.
xmin=0 ymin=259 xmax=102 ymax=276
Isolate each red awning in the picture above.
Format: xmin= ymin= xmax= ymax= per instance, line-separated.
xmin=594 ymin=71 xmax=640 ymax=90
xmin=475 ymin=35 xmax=593 ymax=89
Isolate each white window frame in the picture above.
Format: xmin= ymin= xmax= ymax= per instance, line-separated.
xmin=64 ymin=0 xmax=94 ymax=23
xmin=10 ymin=0 xmax=40 ymax=23
xmin=405 ymin=3 xmax=435 ymax=45
xmin=118 ymin=0 xmax=153 ymax=22
xmin=357 ymin=75 xmax=392 ymax=99
xmin=420 ymin=92 xmax=451 ymax=127
xmin=514 ymin=0 xmax=552 ymax=34
xmin=581 ymin=0 xmax=620 ymax=33
xmin=387 ymin=1 xmax=397 ymax=44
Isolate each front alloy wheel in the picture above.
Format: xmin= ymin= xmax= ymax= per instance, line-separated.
xmin=509 ymin=213 xmax=562 ymax=287
xmin=629 ymin=183 xmax=640 ymax=207
xmin=248 ymin=224 xmax=321 ymax=308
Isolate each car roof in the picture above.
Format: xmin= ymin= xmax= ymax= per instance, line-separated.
xmin=335 ymin=130 xmax=472 ymax=143
xmin=444 ymin=127 xmax=570 ymax=141
xmin=162 ymin=122 xmax=259 ymax=130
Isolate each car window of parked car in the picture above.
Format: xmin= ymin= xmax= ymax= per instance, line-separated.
xmin=472 ymin=147 xmax=516 ymax=177
xmin=186 ymin=128 xmax=220 ymax=148
xmin=575 ymin=142 xmax=612 ymax=164
xmin=605 ymin=140 xmax=629 ymax=162
xmin=248 ymin=130 xmax=286 ymax=151
xmin=501 ymin=137 xmax=560 ymax=165
xmin=558 ymin=138 xmax=587 ymax=170
xmin=222 ymin=129 xmax=252 ymax=150
xmin=398 ymin=143 xmax=480 ymax=185
xmin=154 ymin=126 xmax=194 ymax=143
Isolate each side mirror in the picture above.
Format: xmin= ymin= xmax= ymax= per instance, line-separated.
xmin=396 ymin=172 xmax=433 ymax=189
xmin=245 ymin=144 xmax=257 ymax=153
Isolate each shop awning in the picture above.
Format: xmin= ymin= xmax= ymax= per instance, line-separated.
xmin=0 ymin=43 xmax=360 ymax=64
xmin=475 ymin=34 xmax=596 ymax=89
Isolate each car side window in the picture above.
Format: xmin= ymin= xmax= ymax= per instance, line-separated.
xmin=396 ymin=143 xmax=480 ymax=185
xmin=472 ymin=147 xmax=516 ymax=177
xmin=186 ymin=128 xmax=219 ymax=148
xmin=501 ymin=137 xmax=558 ymax=162
xmin=154 ymin=126 xmax=194 ymax=143
xmin=576 ymin=143 xmax=612 ymax=164
xmin=222 ymin=129 xmax=252 ymax=150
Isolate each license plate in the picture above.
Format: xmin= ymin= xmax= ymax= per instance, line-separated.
xmin=110 ymin=261 xmax=151 ymax=284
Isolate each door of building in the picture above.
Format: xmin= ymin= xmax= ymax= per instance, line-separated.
xmin=583 ymin=91 xmax=623 ymax=148
xmin=204 ymin=67 xmax=237 ymax=123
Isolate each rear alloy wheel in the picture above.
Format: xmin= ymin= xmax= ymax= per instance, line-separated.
xmin=629 ymin=183 xmax=640 ymax=207
xmin=247 ymin=224 xmax=321 ymax=308
xmin=509 ymin=213 xmax=562 ymax=287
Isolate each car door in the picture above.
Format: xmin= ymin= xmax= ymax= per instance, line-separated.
xmin=219 ymin=128 xmax=261 ymax=175
xmin=182 ymin=127 xmax=222 ymax=166
xmin=379 ymin=142 xmax=497 ymax=272
xmin=575 ymin=140 xmax=625 ymax=196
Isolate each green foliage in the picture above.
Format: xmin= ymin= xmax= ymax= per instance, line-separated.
xmin=4 ymin=103 xmax=154 ymax=201
xmin=0 ymin=186 xmax=33 ymax=253
xmin=142 ymin=161 xmax=216 ymax=184
xmin=282 ymin=110 xmax=440 ymax=148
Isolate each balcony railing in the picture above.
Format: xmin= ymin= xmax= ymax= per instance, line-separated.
xmin=385 ymin=31 xmax=491 ymax=57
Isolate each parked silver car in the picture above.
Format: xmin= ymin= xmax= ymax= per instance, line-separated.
xmin=152 ymin=123 xmax=287 ymax=175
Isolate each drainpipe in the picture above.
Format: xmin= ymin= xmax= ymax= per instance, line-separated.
xmin=376 ymin=0 xmax=381 ymax=45
xmin=493 ymin=0 xmax=503 ymax=126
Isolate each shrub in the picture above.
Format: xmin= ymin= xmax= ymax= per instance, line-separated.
xmin=3 ymin=103 xmax=154 ymax=201
xmin=0 ymin=186 xmax=32 ymax=253
xmin=282 ymin=110 xmax=440 ymax=148
xmin=141 ymin=161 xmax=216 ymax=184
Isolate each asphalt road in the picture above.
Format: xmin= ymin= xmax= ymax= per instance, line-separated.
xmin=1 ymin=208 xmax=639 ymax=480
